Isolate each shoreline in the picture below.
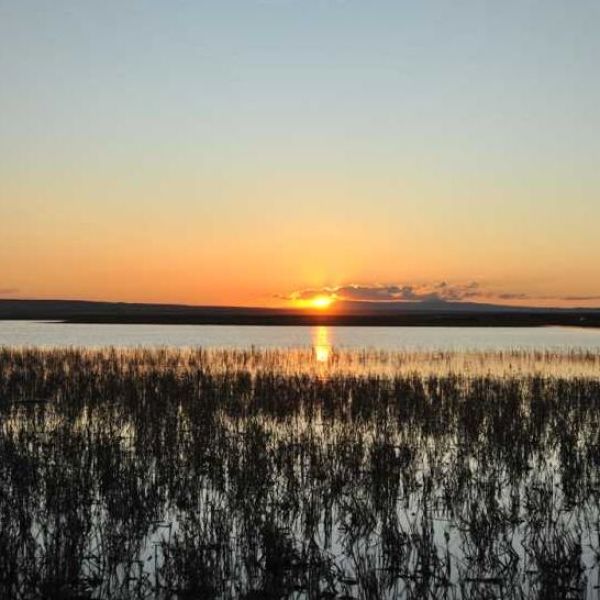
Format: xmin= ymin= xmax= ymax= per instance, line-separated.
xmin=2 ymin=313 xmax=600 ymax=328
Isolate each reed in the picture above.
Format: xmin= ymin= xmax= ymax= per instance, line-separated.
xmin=0 ymin=346 xmax=599 ymax=598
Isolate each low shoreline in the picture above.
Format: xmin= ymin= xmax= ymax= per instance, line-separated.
xmin=2 ymin=299 xmax=600 ymax=327
xmin=5 ymin=312 xmax=600 ymax=328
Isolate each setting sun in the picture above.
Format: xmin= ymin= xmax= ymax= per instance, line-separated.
xmin=309 ymin=295 xmax=334 ymax=309
xmin=292 ymin=294 xmax=335 ymax=310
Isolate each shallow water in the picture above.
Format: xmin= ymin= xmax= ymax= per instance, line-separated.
xmin=2 ymin=320 xmax=600 ymax=351
xmin=2 ymin=347 xmax=600 ymax=599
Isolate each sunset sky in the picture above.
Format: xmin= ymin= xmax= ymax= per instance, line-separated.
xmin=1 ymin=1 xmax=599 ymax=307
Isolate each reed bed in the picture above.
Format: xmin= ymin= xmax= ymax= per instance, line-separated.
xmin=1 ymin=346 xmax=600 ymax=599
xmin=3 ymin=345 xmax=600 ymax=379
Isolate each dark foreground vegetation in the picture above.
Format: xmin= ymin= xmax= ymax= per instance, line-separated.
xmin=1 ymin=347 xmax=600 ymax=599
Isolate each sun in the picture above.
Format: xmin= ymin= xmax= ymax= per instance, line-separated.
xmin=291 ymin=293 xmax=336 ymax=310
xmin=309 ymin=295 xmax=334 ymax=309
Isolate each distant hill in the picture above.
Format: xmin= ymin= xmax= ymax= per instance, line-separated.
xmin=0 ymin=299 xmax=280 ymax=319
xmin=331 ymin=299 xmax=567 ymax=314
xmin=1 ymin=298 xmax=600 ymax=327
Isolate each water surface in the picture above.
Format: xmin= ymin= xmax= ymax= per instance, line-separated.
xmin=1 ymin=320 xmax=600 ymax=352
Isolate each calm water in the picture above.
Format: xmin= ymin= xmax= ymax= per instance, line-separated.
xmin=2 ymin=320 xmax=600 ymax=352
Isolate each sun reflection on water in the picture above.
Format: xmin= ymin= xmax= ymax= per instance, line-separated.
xmin=313 ymin=326 xmax=331 ymax=362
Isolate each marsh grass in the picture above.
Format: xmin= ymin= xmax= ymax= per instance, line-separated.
xmin=1 ymin=346 xmax=600 ymax=598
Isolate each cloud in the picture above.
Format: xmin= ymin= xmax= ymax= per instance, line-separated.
xmin=285 ymin=282 xmax=489 ymax=303
xmin=0 ymin=288 xmax=19 ymax=296
xmin=496 ymin=292 xmax=529 ymax=300
xmin=560 ymin=295 xmax=600 ymax=302
xmin=282 ymin=282 xmax=600 ymax=306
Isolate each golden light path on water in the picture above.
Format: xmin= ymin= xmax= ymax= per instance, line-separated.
xmin=312 ymin=325 xmax=331 ymax=362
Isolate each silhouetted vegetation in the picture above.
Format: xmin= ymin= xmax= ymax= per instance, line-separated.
xmin=1 ymin=347 xmax=600 ymax=598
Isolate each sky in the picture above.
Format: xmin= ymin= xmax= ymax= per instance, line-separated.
xmin=1 ymin=0 xmax=599 ymax=307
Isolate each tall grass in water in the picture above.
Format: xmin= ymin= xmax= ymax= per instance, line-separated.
xmin=1 ymin=346 xmax=600 ymax=599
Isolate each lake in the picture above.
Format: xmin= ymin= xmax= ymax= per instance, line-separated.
xmin=2 ymin=320 xmax=600 ymax=352
xmin=4 ymin=325 xmax=600 ymax=597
